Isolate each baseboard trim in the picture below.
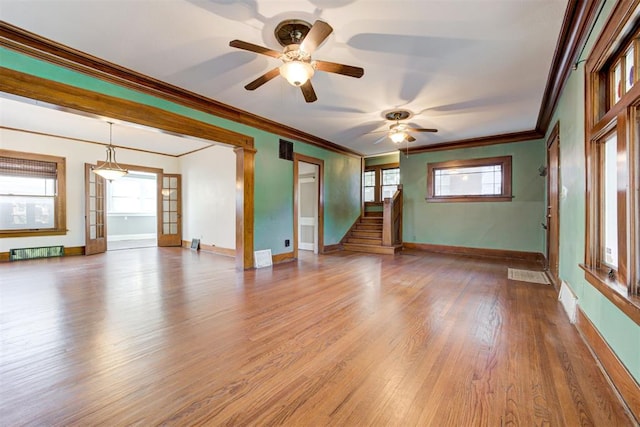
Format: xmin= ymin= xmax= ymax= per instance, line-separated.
xmin=181 ymin=240 xmax=235 ymax=257
xmin=0 ymin=245 xmax=85 ymax=262
xmin=323 ymin=244 xmax=343 ymax=253
xmin=576 ymin=307 xmax=640 ymax=423
xmin=403 ymin=242 xmax=545 ymax=265
xmin=272 ymin=251 xmax=295 ymax=264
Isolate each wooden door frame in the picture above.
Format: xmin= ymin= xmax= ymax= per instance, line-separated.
xmin=2 ymin=69 xmax=256 ymax=269
xmin=293 ymin=153 xmax=324 ymax=259
xmin=546 ymin=122 xmax=560 ymax=281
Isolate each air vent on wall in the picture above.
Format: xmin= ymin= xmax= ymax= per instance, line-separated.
xmin=279 ymin=139 xmax=293 ymax=161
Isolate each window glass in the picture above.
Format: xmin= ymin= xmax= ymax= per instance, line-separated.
xmin=363 ymin=170 xmax=375 ymax=202
xmin=603 ymin=134 xmax=618 ymax=268
xmin=434 ymin=165 xmax=502 ymax=197
xmin=614 ymin=61 xmax=623 ymax=104
xmin=381 ymin=168 xmax=400 ymax=200
xmin=625 ymin=45 xmax=635 ymax=92
xmin=108 ymin=173 xmax=156 ymax=214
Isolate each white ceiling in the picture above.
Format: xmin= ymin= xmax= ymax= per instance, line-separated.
xmin=0 ymin=0 xmax=569 ymax=157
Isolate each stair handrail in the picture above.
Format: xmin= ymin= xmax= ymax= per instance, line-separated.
xmin=382 ymin=184 xmax=403 ymax=246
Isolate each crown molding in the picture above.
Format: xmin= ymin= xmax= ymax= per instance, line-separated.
xmin=0 ymin=21 xmax=362 ymax=158
xmin=536 ymin=0 xmax=603 ymax=135
xmin=404 ymin=130 xmax=544 ymax=155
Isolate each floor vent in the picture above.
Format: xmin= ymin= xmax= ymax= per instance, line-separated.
xmin=10 ymin=245 xmax=64 ymax=261
xmin=558 ymin=281 xmax=578 ymax=324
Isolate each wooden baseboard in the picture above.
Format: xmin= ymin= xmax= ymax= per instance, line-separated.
xmin=0 ymin=245 xmax=85 ymax=262
xmin=403 ymin=242 xmax=545 ymax=265
xmin=576 ymin=307 xmax=640 ymax=423
xmin=272 ymin=251 xmax=295 ymax=264
xmin=323 ymin=244 xmax=343 ymax=253
xmin=181 ymin=240 xmax=235 ymax=257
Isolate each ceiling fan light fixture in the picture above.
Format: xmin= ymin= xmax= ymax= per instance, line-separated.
xmin=390 ymin=129 xmax=407 ymax=143
xmin=92 ymin=122 xmax=128 ymax=181
xmin=279 ymin=60 xmax=315 ymax=87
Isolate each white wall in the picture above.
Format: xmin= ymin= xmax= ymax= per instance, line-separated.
xmin=180 ymin=145 xmax=236 ymax=250
xmin=0 ymin=128 xmax=179 ymax=252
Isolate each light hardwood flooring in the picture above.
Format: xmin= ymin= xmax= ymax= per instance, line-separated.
xmin=0 ymin=248 xmax=634 ymax=426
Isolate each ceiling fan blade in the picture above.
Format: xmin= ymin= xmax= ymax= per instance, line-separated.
xmin=300 ymin=80 xmax=318 ymax=103
xmin=229 ymin=40 xmax=282 ymax=59
xmin=314 ymin=60 xmax=364 ymax=78
xmin=373 ymin=135 xmax=388 ymax=144
xmin=300 ymin=20 xmax=333 ymax=54
xmin=244 ymin=68 xmax=280 ymax=91
xmin=407 ymin=135 xmax=416 ymax=142
xmin=410 ymin=127 xmax=438 ymax=133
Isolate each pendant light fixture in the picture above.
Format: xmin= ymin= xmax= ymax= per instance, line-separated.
xmin=92 ymin=122 xmax=128 ymax=180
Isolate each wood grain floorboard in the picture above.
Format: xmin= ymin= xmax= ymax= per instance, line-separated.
xmin=0 ymin=248 xmax=634 ymax=426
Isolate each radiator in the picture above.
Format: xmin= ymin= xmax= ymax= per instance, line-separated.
xmin=9 ymin=245 xmax=64 ymax=261
xmin=558 ymin=281 xmax=578 ymax=323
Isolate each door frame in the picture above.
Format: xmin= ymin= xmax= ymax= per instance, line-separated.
xmin=546 ymin=122 xmax=560 ymax=282
xmin=293 ymin=153 xmax=324 ymax=259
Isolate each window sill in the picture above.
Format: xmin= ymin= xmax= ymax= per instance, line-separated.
xmin=580 ymin=264 xmax=640 ymax=326
xmin=0 ymin=229 xmax=67 ymax=238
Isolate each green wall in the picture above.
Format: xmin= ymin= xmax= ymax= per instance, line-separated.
xmin=546 ymin=1 xmax=640 ymax=383
xmin=365 ymin=152 xmax=399 ymax=167
xmin=401 ymin=140 xmax=546 ymax=253
xmin=0 ymin=48 xmax=361 ymax=256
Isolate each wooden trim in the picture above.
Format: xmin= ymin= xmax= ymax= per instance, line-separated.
xmin=404 ymin=242 xmax=545 ymax=265
xmin=181 ymin=240 xmax=235 ymax=257
xmin=272 ymin=251 xmax=295 ymax=264
xmin=0 ymin=22 xmax=361 ymax=158
xmin=235 ymin=147 xmax=256 ymax=270
xmin=536 ymin=0 xmax=603 ymax=133
xmin=323 ymin=243 xmax=343 ymax=253
xmin=406 ymin=130 xmax=543 ymax=155
xmin=293 ymin=153 xmax=325 ymax=256
xmin=0 ymin=67 xmax=253 ymax=149
xmin=576 ymin=307 xmax=640 ymax=423
xmin=581 ymin=264 xmax=640 ymax=326
xmin=426 ymin=155 xmax=512 ymax=202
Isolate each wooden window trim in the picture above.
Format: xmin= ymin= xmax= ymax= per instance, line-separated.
xmin=585 ymin=0 xmax=639 ymax=305
xmin=0 ymin=149 xmax=67 ymax=238
xmin=426 ymin=155 xmax=513 ymax=203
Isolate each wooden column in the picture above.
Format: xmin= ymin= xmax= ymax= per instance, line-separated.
xmin=235 ymin=147 xmax=256 ymax=270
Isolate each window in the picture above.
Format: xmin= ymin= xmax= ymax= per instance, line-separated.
xmin=585 ymin=10 xmax=639 ymax=298
xmin=363 ymin=170 xmax=376 ymax=202
xmin=381 ymin=168 xmax=400 ymax=200
xmin=426 ymin=156 xmax=512 ymax=202
xmin=363 ymin=163 xmax=400 ymax=203
xmin=108 ymin=172 xmax=156 ymax=214
xmin=0 ymin=149 xmax=66 ymax=237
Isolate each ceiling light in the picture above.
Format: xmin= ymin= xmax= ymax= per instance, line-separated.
xmin=92 ymin=122 xmax=128 ymax=181
xmin=390 ymin=129 xmax=407 ymax=144
xmin=279 ymin=60 xmax=314 ymax=86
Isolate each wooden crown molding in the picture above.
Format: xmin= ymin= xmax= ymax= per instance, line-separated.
xmin=404 ymin=130 xmax=544 ymax=155
xmin=536 ymin=0 xmax=603 ymax=134
xmin=0 ymin=21 xmax=362 ymax=158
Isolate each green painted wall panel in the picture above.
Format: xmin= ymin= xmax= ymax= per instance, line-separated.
xmin=1 ymin=47 xmax=361 ymax=256
xmin=545 ymin=0 xmax=640 ymax=384
xmin=365 ymin=152 xmax=399 ymax=166
xmin=401 ymin=140 xmax=546 ymax=253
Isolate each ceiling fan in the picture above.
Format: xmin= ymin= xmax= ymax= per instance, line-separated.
xmin=229 ymin=19 xmax=364 ymax=103
xmin=373 ymin=110 xmax=438 ymax=144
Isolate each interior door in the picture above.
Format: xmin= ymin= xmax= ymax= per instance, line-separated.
xmin=547 ymin=129 xmax=560 ymax=281
xmin=298 ymin=172 xmax=318 ymax=253
xmin=84 ymin=163 xmax=107 ymax=255
xmin=158 ymin=173 xmax=182 ymax=247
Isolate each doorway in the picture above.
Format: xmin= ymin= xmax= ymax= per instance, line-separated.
xmin=294 ymin=154 xmax=324 ymax=258
xmin=106 ymin=171 xmax=157 ymax=250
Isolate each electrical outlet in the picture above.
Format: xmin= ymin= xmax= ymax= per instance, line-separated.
xmin=285 ymin=239 xmax=290 ymax=247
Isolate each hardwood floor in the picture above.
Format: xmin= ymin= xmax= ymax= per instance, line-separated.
xmin=0 ymin=248 xmax=634 ymax=426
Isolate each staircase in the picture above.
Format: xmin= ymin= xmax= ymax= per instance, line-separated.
xmin=343 ymin=216 xmax=402 ymax=255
